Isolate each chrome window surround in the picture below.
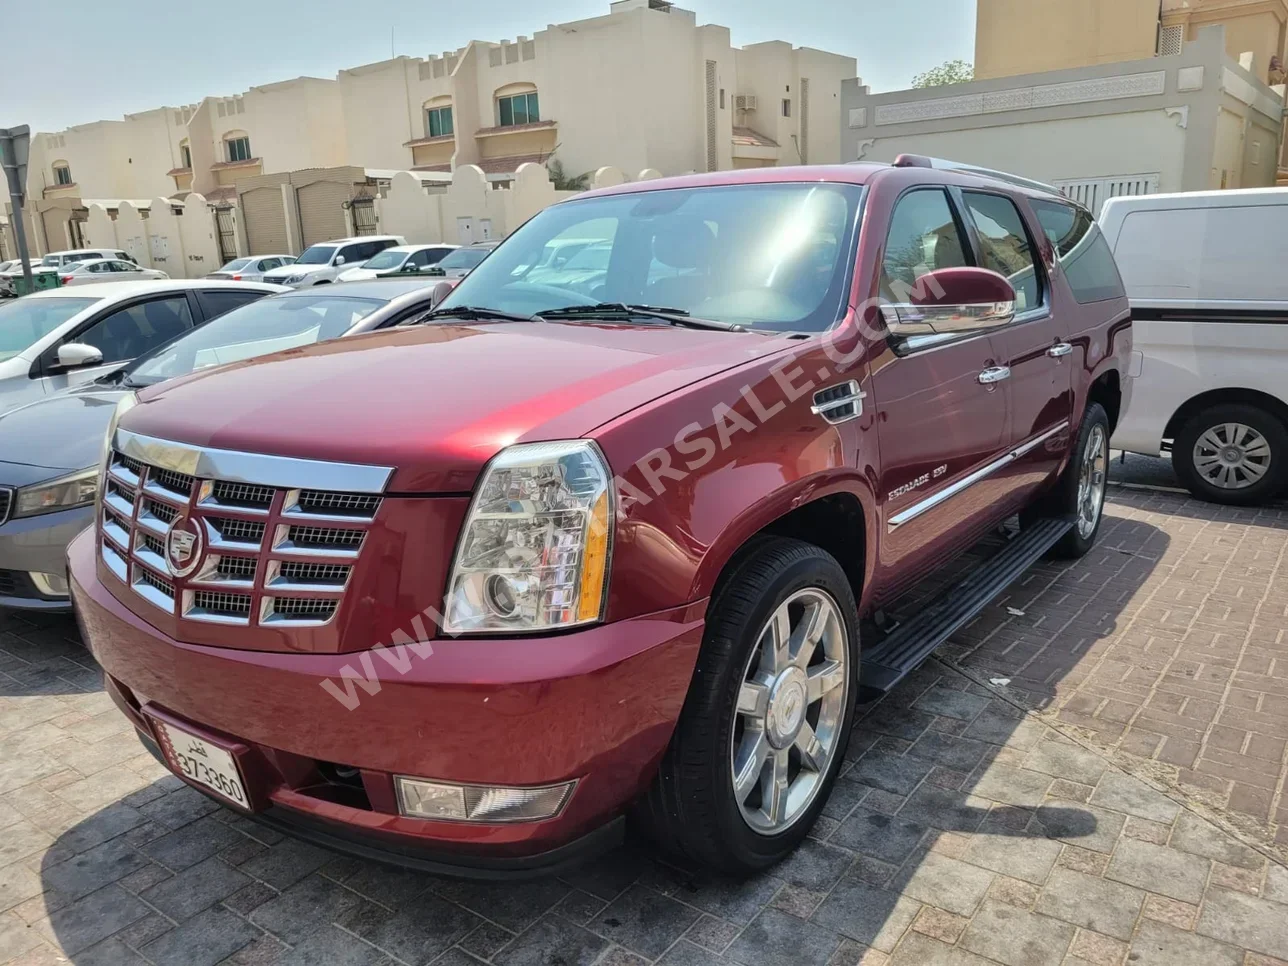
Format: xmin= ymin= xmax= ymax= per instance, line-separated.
xmin=100 ymin=432 xmax=393 ymax=628
xmin=888 ymin=420 xmax=1071 ymax=531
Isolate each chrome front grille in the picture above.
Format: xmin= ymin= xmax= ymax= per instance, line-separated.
xmin=0 ymin=486 xmax=11 ymax=527
xmin=99 ymin=433 xmax=390 ymax=628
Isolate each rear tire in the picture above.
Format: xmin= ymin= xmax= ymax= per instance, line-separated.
xmin=1172 ymin=403 xmax=1288 ymax=507
xmin=641 ymin=538 xmax=859 ymax=875
xmin=1045 ymin=403 xmax=1110 ymax=559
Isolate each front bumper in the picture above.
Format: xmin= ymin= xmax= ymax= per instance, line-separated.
xmin=69 ymin=528 xmax=705 ymax=876
xmin=0 ymin=503 xmax=94 ymax=610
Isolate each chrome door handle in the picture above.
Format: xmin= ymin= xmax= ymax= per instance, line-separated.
xmin=1048 ymin=343 xmax=1073 ymax=359
xmin=978 ymin=366 xmax=1011 ymax=385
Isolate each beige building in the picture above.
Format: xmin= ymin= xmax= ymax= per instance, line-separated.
xmin=844 ymin=25 xmax=1285 ymax=214
xmin=334 ymin=0 xmax=855 ymax=180
xmin=976 ymin=0 xmax=1288 ymax=83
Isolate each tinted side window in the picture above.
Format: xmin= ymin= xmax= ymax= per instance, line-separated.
xmin=196 ymin=290 xmax=267 ymax=319
xmin=961 ymin=192 xmax=1041 ymax=312
xmin=75 ymin=296 xmax=194 ymax=364
xmin=1032 ymin=201 xmax=1126 ymax=304
xmin=881 ymin=189 xmax=970 ymax=301
xmin=116 ymin=252 xmax=134 ymax=263
xmin=422 ymin=247 xmax=450 ymax=265
xmin=340 ymin=244 xmax=369 ymax=263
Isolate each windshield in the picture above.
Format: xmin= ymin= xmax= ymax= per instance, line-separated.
xmin=124 ymin=294 xmax=387 ymax=387
xmin=439 ymin=183 xmax=863 ymax=331
xmin=439 ymin=247 xmax=491 ymax=270
xmin=218 ymin=258 xmax=253 ymax=272
xmin=362 ymin=250 xmax=408 ymax=271
xmin=294 ymin=245 xmax=337 ymax=266
xmin=0 ymin=297 xmax=100 ymax=363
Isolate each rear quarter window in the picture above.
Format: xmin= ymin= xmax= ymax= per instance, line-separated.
xmin=1032 ymin=200 xmax=1126 ymax=304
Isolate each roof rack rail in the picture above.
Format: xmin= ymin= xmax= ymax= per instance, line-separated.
xmin=885 ymin=154 xmax=1063 ymax=196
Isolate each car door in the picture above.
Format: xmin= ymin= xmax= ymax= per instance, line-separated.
xmin=104 ymin=260 xmax=141 ymax=281
xmin=958 ymin=189 xmax=1072 ymax=504
xmin=869 ymin=187 xmax=1013 ymax=593
xmin=39 ymin=293 xmax=198 ymax=392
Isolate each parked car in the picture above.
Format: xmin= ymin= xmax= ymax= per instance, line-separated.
xmin=60 ymin=259 xmax=170 ymax=286
xmin=0 ymin=278 xmax=452 ymax=613
xmin=0 ymin=259 xmax=42 ymax=297
xmin=424 ymin=240 xmax=501 ymax=279
xmin=41 ymin=248 xmax=137 ymax=271
xmin=1101 ymin=187 xmax=1288 ymax=505
xmin=72 ymin=159 xmax=1130 ymax=878
xmin=262 ymin=236 xmax=406 ymax=288
xmin=206 ymin=255 xmax=297 ymax=283
xmin=336 ymin=245 xmax=458 ymax=282
xmin=0 ymin=280 xmax=285 ymax=417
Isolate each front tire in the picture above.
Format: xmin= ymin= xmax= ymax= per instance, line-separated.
xmin=641 ymin=538 xmax=858 ymax=875
xmin=1172 ymin=403 xmax=1287 ymax=506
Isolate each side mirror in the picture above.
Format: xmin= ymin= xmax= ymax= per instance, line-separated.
xmin=882 ymin=267 xmax=1016 ymax=341
xmin=56 ymin=343 xmax=105 ymax=369
xmin=428 ymin=279 xmax=460 ymax=308
xmin=402 ymin=262 xmax=419 ymax=273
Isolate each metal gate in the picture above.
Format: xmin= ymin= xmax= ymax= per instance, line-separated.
xmin=214 ymin=206 xmax=237 ymax=264
xmin=296 ymin=182 xmax=350 ymax=248
xmin=348 ymin=197 xmax=377 ymax=236
xmin=239 ymin=186 xmax=289 ymax=255
xmin=69 ymin=211 xmax=87 ymax=250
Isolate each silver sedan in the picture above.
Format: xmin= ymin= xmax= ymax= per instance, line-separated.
xmin=206 ymin=255 xmax=296 ymax=282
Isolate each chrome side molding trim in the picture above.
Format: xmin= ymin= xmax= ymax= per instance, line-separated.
xmin=888 ymin=420 xmax=1071 ymax=532
xmin=113 ymin=429 xmax=394 ymax=494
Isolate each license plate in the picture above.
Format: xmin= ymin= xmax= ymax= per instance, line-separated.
xmin=154 ymin=720 xmax=249 ymax=808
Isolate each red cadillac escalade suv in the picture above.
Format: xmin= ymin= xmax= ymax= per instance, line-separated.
xmin=70 ymin=158 xmax=1132 ymax=878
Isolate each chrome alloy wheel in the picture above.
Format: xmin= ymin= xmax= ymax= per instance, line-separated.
xmin=730 ymin=589 xmax=849 ymax=834
xmin=1193 ymin=423 xmax=1272 ymax=491
xmin=1077 ymin=423 xmax=1108 ymax=539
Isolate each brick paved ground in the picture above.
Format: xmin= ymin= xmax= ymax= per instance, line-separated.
xmin=1 ymin=488 xmax=1287 ymax=966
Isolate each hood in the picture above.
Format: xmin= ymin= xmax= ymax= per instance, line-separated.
xmin=336 ymin=267 xmax=378 ymax=282
xmin=124 ymin=322 xmax=792 ymax=492
xmin=0 ymin=386 xmax=128 ymax=474
xmin=265 ymin=264 xmax=328 ymax=280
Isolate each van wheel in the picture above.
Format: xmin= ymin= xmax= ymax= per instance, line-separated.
xmin=1173 ymin=403 xmax=1288 ymax=506
xmin=641 ymin=538 xmax=858 ymax=875
xmin=1039 ymin=402 xmax=1110 ymax=559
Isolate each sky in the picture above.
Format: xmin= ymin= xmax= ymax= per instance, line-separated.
xmin=2 ymin=0 xmax=976 ymax=134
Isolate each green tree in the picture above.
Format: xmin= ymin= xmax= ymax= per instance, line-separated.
xmin=911 ymin=59 xmax=974 ymax=89
xmin=546 ymin=159 xmax=591 ymax=191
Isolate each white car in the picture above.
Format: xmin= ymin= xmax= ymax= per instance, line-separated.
xmin=206 ymin=255 xmax=297 ymax=283
xmin=0 ymin=279 xmax=285 ymax=416
xmin=1102 ymin=187 xmax=1288 ymax=506
xmin=262 ymin=236 xmax=405 ymax=288
xmin=336 ymin=244 xmax=458 ymax=281
xmin=40 ymin=248 xmax=137 ymax=271
xmin=59 ymin=259 xmax=169 ymax=286
xmin=0 ymin=259 xmax=42 ymax=297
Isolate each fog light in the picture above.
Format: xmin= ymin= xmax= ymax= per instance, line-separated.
xmin=30 ymin=572 xmax=70 ymax=597
xmin=394 ymin=777 xmax=575 ymax=823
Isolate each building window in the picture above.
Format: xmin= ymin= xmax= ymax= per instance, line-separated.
xmin=179 ymin=142 xmax=192 ymax=169
xmin=782 ymin=99 xmax=792 ymax=118
xmin=225 ymin=136 xmax=252 ymax=163
xmin=720 ymin=88 xmax=726 ymax=109
xmin=425 ymin=106 xmax=454 ymax=139
xmin=498 ymin=91 xmax=540 ymax=127
xmin=53 ymin=163 xmax=72 ymax=185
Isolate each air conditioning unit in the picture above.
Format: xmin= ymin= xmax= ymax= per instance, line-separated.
xmin=734 ymin=95 xmax=758 ymax=112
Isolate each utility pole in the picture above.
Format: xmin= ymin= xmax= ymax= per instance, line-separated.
xmin=0 ymin=125 xmax=34 ymax=294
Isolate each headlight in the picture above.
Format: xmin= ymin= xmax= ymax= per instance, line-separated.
xmin=100 ymin=392 xmax=138 ymax=473
xmin=14 ymin=468 xmax=100 ymax=519
xmin=284 ymin=274 xmax=305 ymax=284
xmin=445 ymin=440 xmax=613 ymax=634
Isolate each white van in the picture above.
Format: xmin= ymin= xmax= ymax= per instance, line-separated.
xmin=1101 ymin=188 xmax=1288 ymax=505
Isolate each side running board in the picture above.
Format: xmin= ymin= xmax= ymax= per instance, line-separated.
xmin=860 ymin=517 xmax=1073 ymax=696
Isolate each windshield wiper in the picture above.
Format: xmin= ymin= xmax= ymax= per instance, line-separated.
xmin=420 ymin=305 xmax=537 ymax=324
xmin=536 ymin=303 xmax=746 ymax=332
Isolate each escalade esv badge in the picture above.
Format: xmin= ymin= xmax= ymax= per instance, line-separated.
xmin=164 ymin=515 xmax=204 ymax=578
